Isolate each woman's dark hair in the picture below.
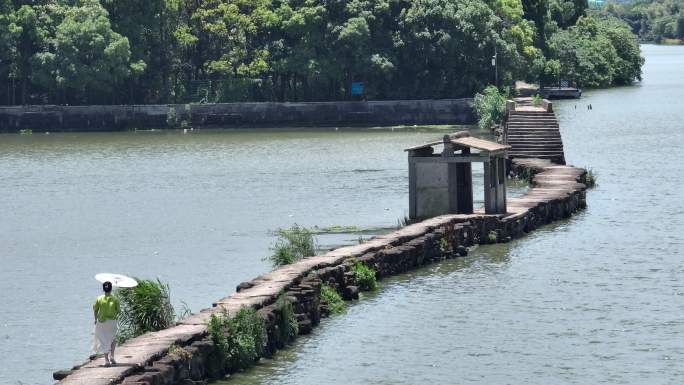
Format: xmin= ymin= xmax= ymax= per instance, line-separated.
xmin=103 ymin=281 xmax=113 ymax=293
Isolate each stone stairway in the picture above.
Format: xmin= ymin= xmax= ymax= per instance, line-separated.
xmin=504 ymin=106 xmax=566 ymax=165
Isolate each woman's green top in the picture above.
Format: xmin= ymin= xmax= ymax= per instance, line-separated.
xmin=94 ymin=294 xmax=120 ymax=322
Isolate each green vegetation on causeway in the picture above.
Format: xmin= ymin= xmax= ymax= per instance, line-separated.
xmin=474 ymin=85 xmax=508 ymax=131
xmin=585 ymin=168 xmax=598 ymax=187
xmin=275 ymin=294 xmax=299 ymax=345
xmin=312 ymin=225 xmax=366 ymax=234
xmin=114 ymin=278 xmax=176 ymax=343
xmin=208 ymin=307 xmax=267 ymax=372
xmin=267 ymin=224 xmax=316 ymax=267
xmin=320 ymin=283 xmax=346 ymax=314
xmin=0 ymin=0 xmax=643 ymax=105
xmin=352 ymin=261 xmax=378 ymax=291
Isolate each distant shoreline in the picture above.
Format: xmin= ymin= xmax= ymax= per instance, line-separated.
xmin=641 ymin=39 xmax=684 ymax=46
xmin=0 ymin=99 xmax=477 ymax=134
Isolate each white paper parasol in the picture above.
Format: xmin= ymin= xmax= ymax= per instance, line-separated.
xmin=95 ymin=273 xmax=138 ymax=288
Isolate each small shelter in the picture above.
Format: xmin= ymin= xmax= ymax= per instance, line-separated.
xmin=405 ymin=132 xmax=510 ymax=219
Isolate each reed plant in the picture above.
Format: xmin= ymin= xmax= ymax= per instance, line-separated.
xmin=268 ymin=224 xmax=316 ymax=266
xmin=532 ymin=93 xmax=542 ymax=106
xmin=115 ymin=278 xmax=175 ymax=343
xmin=396 ymin=215 xmax=411 ymax=229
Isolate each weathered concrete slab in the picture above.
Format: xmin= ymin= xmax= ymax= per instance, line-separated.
xmin=58 ymin=366 xmax=136 ymax=385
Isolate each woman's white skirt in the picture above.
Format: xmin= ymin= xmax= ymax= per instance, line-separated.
xmin=92 ymin=320 xmax=117 ymax=353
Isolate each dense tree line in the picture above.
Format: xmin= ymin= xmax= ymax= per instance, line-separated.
xmin=545 ymin=11 xmax=644 ymax=87
xmin=605 ymin=0 xmax=684 ymax=42
xmin=0 ymin=0 xmax=643 ymax=105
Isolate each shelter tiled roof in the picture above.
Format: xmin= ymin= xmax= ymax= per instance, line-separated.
xmin=452 ymin=136 xmax=510 ymax=152
xmin=404 ymin=132 xmax=510 ymax=153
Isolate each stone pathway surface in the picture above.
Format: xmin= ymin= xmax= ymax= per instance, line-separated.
xmin=507 ymin=163 xmax=585 ymax=219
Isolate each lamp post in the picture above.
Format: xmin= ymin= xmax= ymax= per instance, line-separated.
xmin=492 ymin=45 xmax=498 ymax=88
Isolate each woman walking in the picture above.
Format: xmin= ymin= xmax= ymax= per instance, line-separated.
xmin=92 ymin=281 xmax=120 ymax=366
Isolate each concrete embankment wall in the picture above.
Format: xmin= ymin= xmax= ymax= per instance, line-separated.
xmin=55 ymin=160 xmax=587 ymax=385
xmin=0 ymin=99 xmax=475 ymax=133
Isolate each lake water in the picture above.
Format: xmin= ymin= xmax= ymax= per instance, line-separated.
xmin=218 ymin=44 xmax=684 ymax=384
xmin=0 ymin=125 xmax=502 ymax=384
xmin=1 ymin=44 xmax=683 ymax=384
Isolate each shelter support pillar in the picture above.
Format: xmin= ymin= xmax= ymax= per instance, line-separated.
xmin=409 ymin=156 xmax=416 ymax=219
xmin=484 ymin=156 xmax=507 ymax=214
xmin=454 ymin=149 xmax=473 ymax=214
xmin=484 ymin=157 xmax=506 ymax=214
xmin=484 ymin=160 xmax=495 ymax=214
xmin=448 ymin=163 xmax=459 ymax=214
xmin=496 ymin=156 xmax=507 ymax=213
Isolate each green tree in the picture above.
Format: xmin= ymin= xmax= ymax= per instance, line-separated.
xmin=0 ymin=0 xmax=21 ymax=104
xmin=549 ymin=0 xmax=588 ymax=28
xmin=14 ymin=3 xmax=64 ymax=104
xmin=101 ymin=0 xmax=172 ymax=102
xmin=547 ymin=14 xmax=643 ymax=87
xmin=598 ymin=13 xmax=644 ymax=84
xmin=0 ymin=0 xmax=646 ymax=105
xmin=271 ymin=0 xmax=330 ymax=101
xmin=22 ymin=0 xmax=134 ymax=104
xmin=395 ymin=0 xmax=504 ymax=97
xmin=606 ymin=0 xmax=684 ymax=41
xmin=521 ymin=0 xmax=550 ymax=51
xmin=46 ymin=0 xmax=132 ymax=103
